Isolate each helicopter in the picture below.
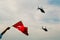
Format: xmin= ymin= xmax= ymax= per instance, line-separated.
xmin=42 ymin=26 xmax=48 ymax=32
xmin=37 ymin=6 xmax=45 ymax=13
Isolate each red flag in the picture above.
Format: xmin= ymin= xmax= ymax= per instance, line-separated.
xmin=13 ymin=21 xmax=29 ymax=36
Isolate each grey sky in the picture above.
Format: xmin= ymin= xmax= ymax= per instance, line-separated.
xmin=0 ymin=0 xmax=60 ymax=40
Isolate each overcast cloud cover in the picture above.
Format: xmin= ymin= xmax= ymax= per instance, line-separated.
xmin=0 ymin=0 xmax=60 ymax=40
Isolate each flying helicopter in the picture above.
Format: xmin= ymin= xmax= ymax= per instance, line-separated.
xmin=42 ymin=26 xmax=48 ymax=32
xmin=37 ymin=6 xmax=45 ymax=13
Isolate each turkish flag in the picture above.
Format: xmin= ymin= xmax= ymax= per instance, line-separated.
xmin=13 ymin=21 xmax=29 ymax=36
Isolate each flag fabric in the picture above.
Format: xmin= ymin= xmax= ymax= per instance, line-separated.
xmin=13 ymin=21 xmax=29 ymax=36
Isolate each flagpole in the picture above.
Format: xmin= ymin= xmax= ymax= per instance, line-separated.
xmin=0 ymin=27 xmax=10 ymax=39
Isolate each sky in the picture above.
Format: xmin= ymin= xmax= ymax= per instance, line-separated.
xmin=0 ymin=0 xmax=60 ymax=40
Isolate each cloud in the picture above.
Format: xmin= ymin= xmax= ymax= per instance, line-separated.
xmin=42 ymin=17 xmax=60 ymax=24
xmin=41 ymin=10 xmax=60 ymax=24
xmin=0 ymin=0 xmax=60 ymax=40
xmin=48 ymin=0 xmax=60 ymax=6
